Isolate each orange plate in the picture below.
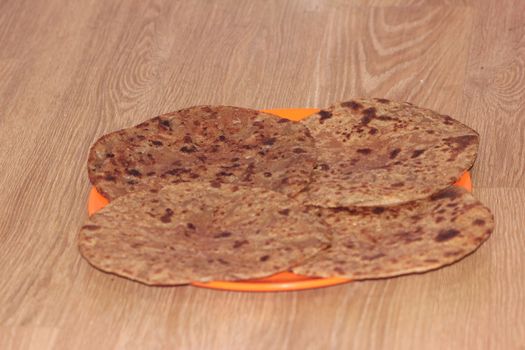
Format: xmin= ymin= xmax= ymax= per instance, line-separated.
xmin=87 ymin=108 xmax=473 ymax=292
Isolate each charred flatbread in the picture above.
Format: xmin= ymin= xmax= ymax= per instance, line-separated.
xmin=79 ymin=182 xmax=331 ymax=285
xmin=292 ymin=186 xmax=494 ymax=279
xmin=299 ymin=98 xmax=479 ymax=207
xmin=88 ymin=105 xmax=317 ymax=200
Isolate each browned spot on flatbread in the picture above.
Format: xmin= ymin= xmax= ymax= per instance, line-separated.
xmin=357 ymin=148 xmax=372 ymax=155
xmin=431 ymin=187 xmax=461 ymax=201
xmin=181 ymin=144 xmax=198 ymax=153
xmin=233 ymin=240 xmax=249 ymax=249
xmin=278 ymin=208 xmax=290 ymax=216
xmin=372 ymin=207 xmax=385 ymax=214
xmin=333 ymin=266 xmax=346 ymax=274
xmin=389 ymin=148 xmax=401 ymax=159
xmin=160 ymin=208 xmax=174 ymax=223
xmin=214 ymin=231 xmax=232 ymax=238
xmin=473 ymin=219 xmax=485 ymax=226
xmin=217 ymin=258 xmax=229 ymax=265
xmin=411 ymin=149 xmax=425 ymax=158
xmin=435 ymin=229 xmax=460 ymax=242
xmin=82 ymin=225 xmax=101 ymax=231
xmin=341 ymin=100 xmax=363 ymax=110
xmin=360 ymin=107 xmax=377 ymax=125
xmin=443 ymin=250 xmax=464 ymax=257
xmin=444 ymin=135 xmax=478 ymax=151
xmin=159 ymin=119 xmax=172 ymax=130
xmin=376 ymin=115 xmax=396 ymax=122
xmin=362 ymin=253 xmax=385 ymax=260
xmin=318 ymin=110 xmax=333 ymax=123
xmin=442 ymin=115 xmax=455 ymax=125
xmin=262 ymin=137 xmax=276 ymax=145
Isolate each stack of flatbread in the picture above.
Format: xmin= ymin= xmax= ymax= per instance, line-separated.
xmin=79 ymin=100 xmax=494 ymax=285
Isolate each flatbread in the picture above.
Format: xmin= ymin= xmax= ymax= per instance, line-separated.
xmin=298 ymin=98 xmax=479 ymax=207
xmin=78 ymin=182 xmax=331 ymax=285
xmin=88 ymin=105 xmax=317 ymax=200
xmin=292 ymin=186 xmax=494 ymax=279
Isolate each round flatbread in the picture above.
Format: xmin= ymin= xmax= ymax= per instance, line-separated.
xmin=298 ymin=98 xmax=479 ymax=207
xmin=88 ymin=105 xmax=317 ymax=200
xmin=78 ymin=182 xmax=331 ymax=285
xmin=292 ymin=186 xmax=494 ymax=279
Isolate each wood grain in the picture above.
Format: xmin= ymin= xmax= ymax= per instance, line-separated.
xmin=0 ymin=0 xmax=523 ymax=349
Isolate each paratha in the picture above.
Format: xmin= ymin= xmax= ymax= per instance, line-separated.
xmin=78 ymin=182 xmax=331 ymax=285
xmin=293 ymin=186 xmax=494 ymax=279
xmin=299 ymin=98 xmax=479 ymax=207
xmin=88 ymin=105 xmax=317 ymax=200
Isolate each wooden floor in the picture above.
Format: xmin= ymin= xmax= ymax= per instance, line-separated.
xmin=1 ymin=0 xmax=524 ymax=349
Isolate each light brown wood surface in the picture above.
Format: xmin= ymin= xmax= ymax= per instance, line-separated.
xmin=1 ymin=0 xmax=524 ymax=349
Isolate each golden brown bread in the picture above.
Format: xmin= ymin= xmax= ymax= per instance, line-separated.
xmin=79 ymin=182 xmax=331 ymax=285
xmin=293 ymin=187 xmax=494 ymax=279
xmin=298 ymin=98 xmax=479 ymax=207
xmin=88 ymin=105 xmax=317 ymax=200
